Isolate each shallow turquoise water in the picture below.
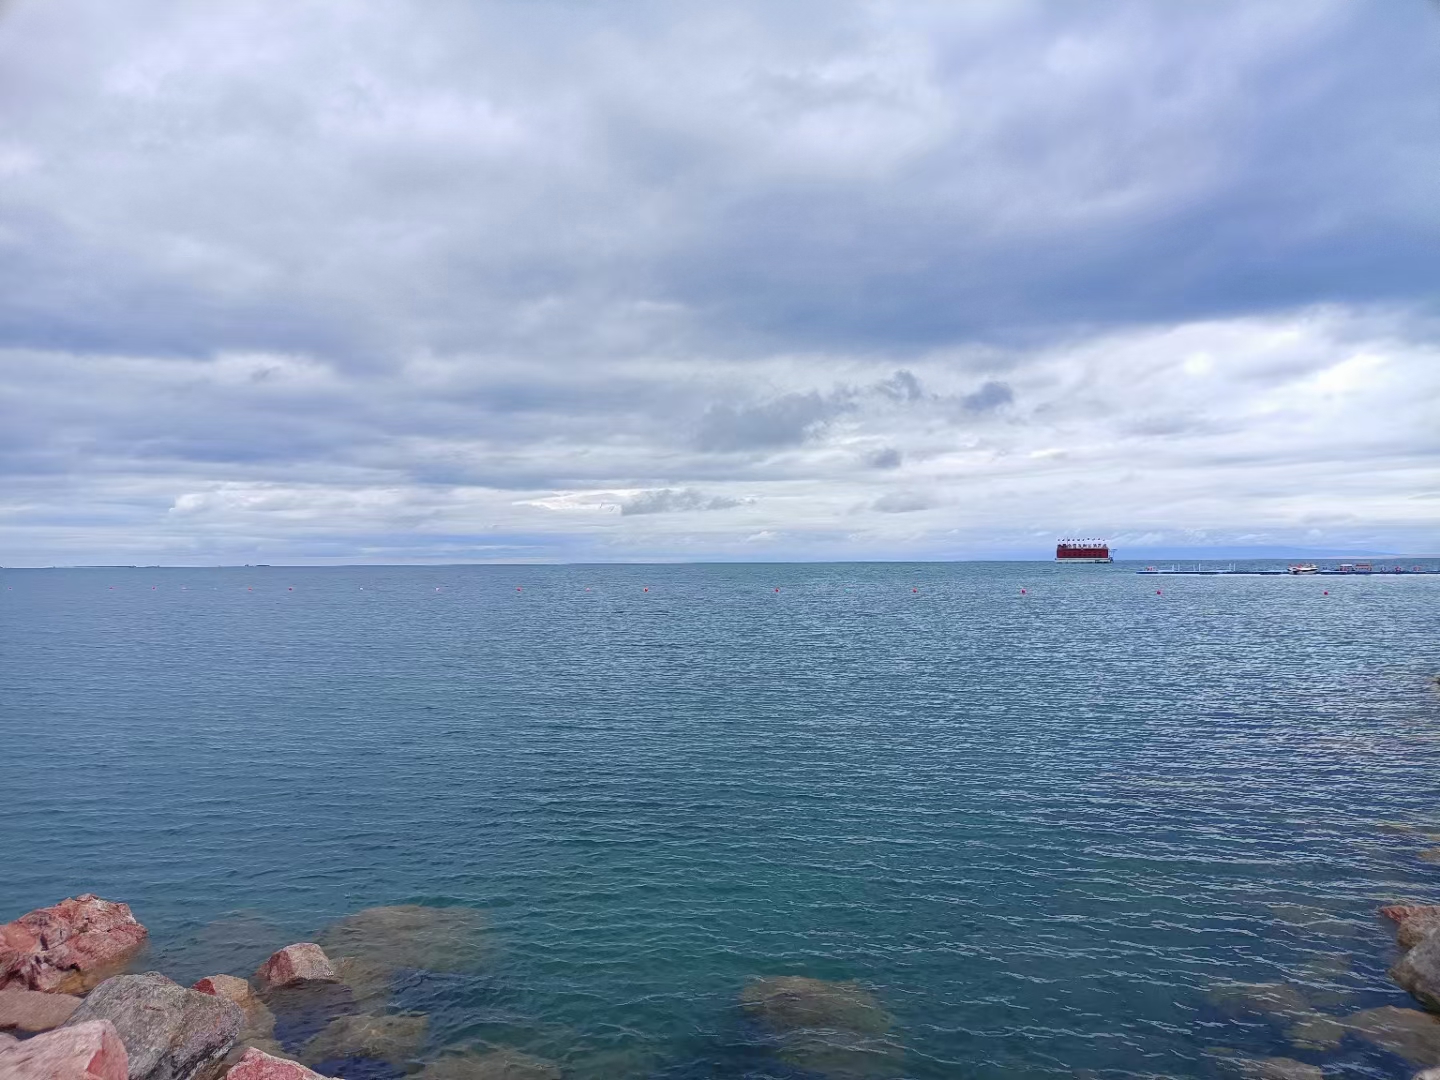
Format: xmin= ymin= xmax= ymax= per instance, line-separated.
xmin=2 ymin=562 xmax=1439 ymax=1079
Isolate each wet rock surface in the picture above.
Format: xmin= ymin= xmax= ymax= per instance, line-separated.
xmin=414 ymin=1048 xmax=562 ymax=1080
xmin=0 ymin=895 xmax=149 ymax=994
xmin=0 ymin=1017 xmax=129 ymax=1080
xmin=1385 ymin=906 xmax=1440 ymax=952
xmin=64 ymin=971 xmax=242 ymax=1080
xmin=256 ymin=947 xmax=338 ymax=993
xmin=1393 ymin=933 xmax=1440 ymax=1012
xmin=300 ymin=1012 xmax=427 ymax=1068
xmin=0 ymin=986 xmax=83 ymax=1032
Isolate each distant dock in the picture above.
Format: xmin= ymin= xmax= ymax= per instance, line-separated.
xmin=1135 ymin=564 xmax=1440 ymax=576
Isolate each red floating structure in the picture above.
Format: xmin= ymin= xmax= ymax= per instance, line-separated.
xmin=1055 ymin=538 xmax=1113 ymax=564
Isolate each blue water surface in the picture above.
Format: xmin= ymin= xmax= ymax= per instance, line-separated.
xmin=2 ymin=562 xmax=1439 ymax=1080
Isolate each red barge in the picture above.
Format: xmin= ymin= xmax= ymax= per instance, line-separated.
xmin=1056 ymin=539 xmax=1113 ymax=563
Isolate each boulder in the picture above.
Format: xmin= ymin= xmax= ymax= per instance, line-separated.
xmin=317 ymin=906 xmax=488 ymax=976
xmin=0 ymin=1032 xmax=16 ymax=1048
xmin=223 ymin=1047 xmax=332 ymax=1080
xmin=0 ymin=986 xmax=83 ymax=1031
xmin=255 ymin=946 xmax=337 ymax=992
xmin=193 ymin=976 xmax=276 ymax=1042
xmin=415 ymin=1048 xmax=561 ymax=1080
xmin=1345 ymin=1005 xmax=1440 ymax=1066
xmin=64 ymin=971 xmax=241 ymax=1080
xmin=1385 ymin=906 xmax=1440 ymax=951
xmin=0 ymin=1018 xmax=129 ymax=1080
xmin=1394 ymin=932 xmax=1440 ymax=1012
xmin=0 ymin=895 xmax=148 ymax=994
xmin=301 ymin=1012 xmax=427 ymax=1067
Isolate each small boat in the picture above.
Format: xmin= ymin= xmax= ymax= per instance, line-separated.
xmin=1287 ymin=564 xmax=1319 ymax=574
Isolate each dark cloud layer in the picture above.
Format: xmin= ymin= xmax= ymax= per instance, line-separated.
xmin=0 ymin=0 xmax=1435 ymax=563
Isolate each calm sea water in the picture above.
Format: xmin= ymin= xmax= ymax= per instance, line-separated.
xmin=3 ymin=562 xmax=1439 ymax=1079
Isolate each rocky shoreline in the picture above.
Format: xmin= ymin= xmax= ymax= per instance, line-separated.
xmin=3 ymin=886 xmax=1439 ymax=1079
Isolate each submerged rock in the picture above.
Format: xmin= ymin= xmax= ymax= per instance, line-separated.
xmin=1394 ymin=933 xmax=1440 ymax=1012
xmin=256 ymin=946 xmax=338 ymax=993
xmin=740 ymin=976 xmax=892 ymax=1035
xmin=1209 ymin=982 xmax=1312 ymax=1020
xmin=1345 ymin=1005 xmax=1440 ymax=1066
xmin=300 ymin=1012 xmax=427 ymax=1067
xmin=317 ymin=905 xmax=488 ymax=976
xmin=0 ymin=1018 xmax=129 ymax=1080
xmin=741 ymin=976 xmax=899 ymax=1079
xmin=1236 ymin=1057 xmax=1324 ymax=1080
xmin=223 ymin=1047 xmax=333 ymax=1080
xmin=416 ymin=1048 xmax=562 ymax=1080
xmin=0 ymin=986 xmax=83 ymax=1032
xmin=0 ymin=895 xmax=149 ymax=994
xmin=1284 ymin=1013 xmax=1348 ymax=1051
xmin=64 ymin=971 xmax=242 ymax=1080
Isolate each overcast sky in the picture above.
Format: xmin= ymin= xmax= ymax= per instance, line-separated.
xmin=1 ymin=0 xmax=1436 ymax=564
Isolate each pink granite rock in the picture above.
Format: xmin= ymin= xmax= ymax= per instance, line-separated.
xmin=255 ymin=945 xmax=337 ymax=992
xmin=1384 ymin=906 xmax=1440 ymax=951
xmin=0 ymin=1017 xmax=128 ymax=1080
xmin=0 ymin=895 xmax=148 ymax=994
xmin=224 ymin=1047 xmax=332 ymax=1080
xmin=0 ymin=986 xmax=83 ymax=1031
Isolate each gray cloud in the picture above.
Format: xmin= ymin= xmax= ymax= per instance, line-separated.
xmin=695 ymin=391 xmax=849 ymax=452
xmin=0 ymin=1 xmax=1435 ymax=563
xmin=619 ymin=488 xmax=745 ymax=516
xmin=873 ymin=491 xmax=936 ymax=514
xmin=960 ymin=380 xmax=1015 ymax=412
xmin=865 ymin=447 xmax=903 ymax=470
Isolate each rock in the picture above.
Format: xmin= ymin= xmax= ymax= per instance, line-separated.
xmin=0 ymin=1032 xmax=16 ymax=1048
xmin=223 ymin=1047 xmax=332 ymax=1080
xmin=1345 ymin=1005 xmax=1440 ymax=1065
xmin=1209 ymin=982 xmax=1313 ymax=1020
xmin=775 ymin=1029 xmax=904 ymax=1080
xmin=193 ymin=976 xmax=276 ymax=1042
xmin=1383 ymin=906 xmax=1440 ymax=951
xmin=416 ymin=1048 xmax=561 ymax=1080
xmin=328 ymin=957 xmax=390 ymax=1012
xmin=317 ymin=906 xmax=488 ymax=976
xmin=1415 ymin=1069 xmax=1440 ymax=1080
xmin=740 ymin=976 xmax=892 ymax=1035
xmin=740 ymin=977 xmax=898 ymax=1080
xmin=0 ymin=895 xmax=149 ymax=994
xmin=64 ymin=971 xmax=242 ymax=1080
xmin=0 ymin=986 xmax=83 ymax=1031
xmin=300 ymin=1012 xmax=426 ymax=1068
xmin=1285 ymin=1013 xmax=1348 ymax=1051
xmin=0 ymin=1018 xmax=129 ymax=1080
xmin=255 ymin=946 xmax=337 ymax=992
xmin=1236 ymin=1058 xmax=1323 ymax=1080
xmin=1394 ymin=931 xmax=1440 ymax=1012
